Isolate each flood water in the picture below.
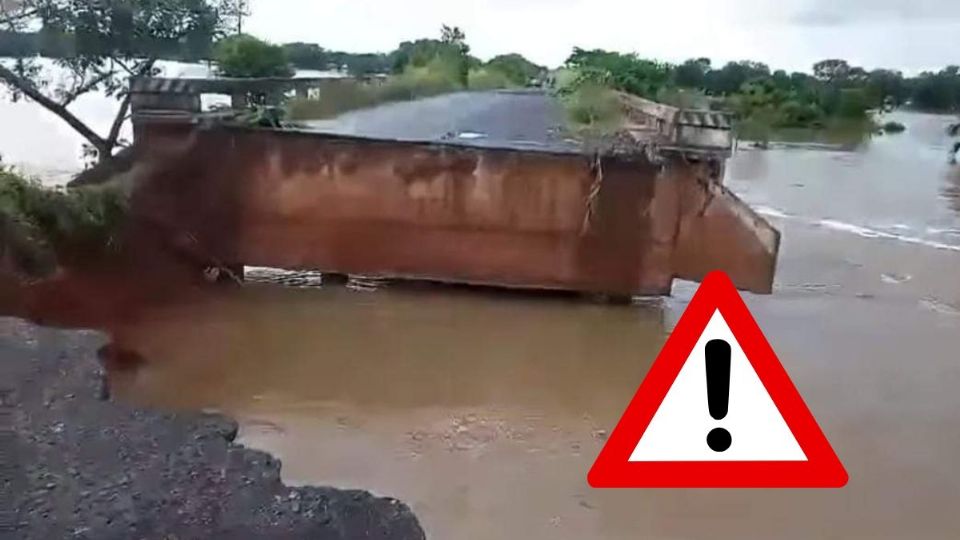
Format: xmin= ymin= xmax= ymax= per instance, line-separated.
xmin=14 ymin=108 xmax=960 ymax=538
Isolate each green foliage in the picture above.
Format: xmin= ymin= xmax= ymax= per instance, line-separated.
xmin=214 ymin=34 xmax=293 ymax=78
xmin=834 ymin=88 xmax=870 ymax=118
xmin=484 ymin=53 xmax=543 ymax=86
xmin=0 ymin=165 xmax=127 ymax=276
xmin=813 ymin=59 xmax=852 ymax=82
xmin=655 ymin=87 xmax=710 ymax=109
xmin=704 ymin=61 xmax=771 ymax=95
xmin=389 ymin=25 xmax=473 ymax=86
xmin=467 ymin=67 xmax=515 ymax=90
xmin=565 ymin=47 xmax=671 ymax=99
xmin=287 ymin=61 xmax=463 ymax=121
xmin=910 ymin=67 xmax=960 ymax=112
xmin=378 ymin=59 xmax=463 ymax=100
xmin=281 ymin=42 xmax=391 ymax=76
xmin=560 ymin=83 xmax=623 ymax=133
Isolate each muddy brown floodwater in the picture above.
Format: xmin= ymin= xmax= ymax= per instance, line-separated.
xmin=94 ymin=111 xmax=960 ymax=539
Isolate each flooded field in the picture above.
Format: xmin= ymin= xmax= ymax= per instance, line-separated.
xmin=80 ymin=111 xmax=960 ymax=539
xmin=5 ymin=104 xmax=960 ymax=538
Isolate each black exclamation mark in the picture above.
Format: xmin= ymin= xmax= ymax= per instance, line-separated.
xmin=705 ymin=339 xmax=732 ymax=452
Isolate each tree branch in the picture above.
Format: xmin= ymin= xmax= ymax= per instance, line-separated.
xmin=60 ymin=69 xmax=114 ymax=107
xmin=0 ymin=6 xmax=38 ymax=29
xmin=106 ymin=92 xmax=130 ymax=148
xmin=0 ymin=62 xmax=108 ymax=151
xmin=103 ymin=58 xmax=155 ymax=154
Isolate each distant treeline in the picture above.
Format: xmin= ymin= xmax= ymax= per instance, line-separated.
xmin=560 ymin=49 xmax=960 ymax=134
xmin=668 ymin=57 xmax=960 ymax=114
xmin=4 ymin=27 xmax=958 ymax=116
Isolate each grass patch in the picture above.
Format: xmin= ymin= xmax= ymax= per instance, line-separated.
xmin=557 ymin=83 xmax=624 ymax=136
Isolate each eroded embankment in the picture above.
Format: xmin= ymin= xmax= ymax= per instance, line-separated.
xmin=1 ymin=316 xmax=425 ymax=539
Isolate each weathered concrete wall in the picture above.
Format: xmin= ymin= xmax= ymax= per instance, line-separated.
xmin=130 ymin=126 xmax=777 ymax=295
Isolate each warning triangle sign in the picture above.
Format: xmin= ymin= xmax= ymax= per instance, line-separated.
xmin=588 ymin=272 xmax=847 ymax=488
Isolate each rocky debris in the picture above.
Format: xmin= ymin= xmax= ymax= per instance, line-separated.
xmin=1 ymin=317 xmax=425 ymax=540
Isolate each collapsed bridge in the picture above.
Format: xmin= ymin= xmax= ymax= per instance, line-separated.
xmin=114 ymin=77 xmax=779 ymax=296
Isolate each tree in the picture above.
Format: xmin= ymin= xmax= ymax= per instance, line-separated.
xmin=865 ymin=69 xmax=907 ymax=108
xmin=910 ymin=68 xmax=960 ymax=111
xmin=438 ymin=24 xmax=469 ymax=85
xmin=565 ymin=47 xmax=671 ymax=99
xmin=218 ymin=0 xmax=249 ymax=35
xmin=440 ymin=25 xmax=466 ymax=52
xmin=703 ymin=61 xmax=770 ymax=95
xmin=215 ymin=34 xmax=293 ymax=78
xmin=390 ymin=25 xmax=472 ymax=86
xmin=673 ymin=57 xmax=711 ymax=89
xmin=0 ymin=0 xmax=224 ymax=166
xmin=813 ymin=59 xmax=851 ymax=83
xmin=485 ymin=53 xmax=543 ymax=86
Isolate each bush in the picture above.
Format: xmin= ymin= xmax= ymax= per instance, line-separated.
xmin=485 ymin=54 xmax=543 ymax=86
xmin=562 ymin=83 xmax=623 ymax=131
xmin=287 ymin=59 xmax=464 ymax=120
xmin=468 ymin=68 xmax=516 ymax=90
xmin=215 ymin=35 xmax=294 ymax=78
xmin=0 ymin=167 xmax=127 ymax=277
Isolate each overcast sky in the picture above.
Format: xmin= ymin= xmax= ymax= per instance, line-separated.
xmin=246 ymin=0 xmax=959 ymax=74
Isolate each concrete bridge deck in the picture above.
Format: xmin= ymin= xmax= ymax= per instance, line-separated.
xmin=300 ymin=90 xmax=581 ymax=153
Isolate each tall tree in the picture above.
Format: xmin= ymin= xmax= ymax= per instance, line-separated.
xmin=813 ymin=59 xmax=852 ymax=83
xmin=673 ymin=57 xmax=711 ymax=89
xmin=218 ymin=0 xmax=249 ymax=35
xmin=0 ymin=0 xmax=224 ymax=166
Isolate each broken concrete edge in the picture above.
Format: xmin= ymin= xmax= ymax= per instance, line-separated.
xmin=2 ymin=317 xmax=427 ymax=539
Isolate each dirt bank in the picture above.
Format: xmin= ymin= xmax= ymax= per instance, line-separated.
xmin=1 ymin=317 xmax=425 ymax=539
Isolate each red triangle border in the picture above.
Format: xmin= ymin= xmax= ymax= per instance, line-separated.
xmin=588 ymin=271 xmax=848 ymax=488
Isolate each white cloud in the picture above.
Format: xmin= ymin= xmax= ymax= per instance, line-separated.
xmin=246 ymin=0 xmax=960 ymax=74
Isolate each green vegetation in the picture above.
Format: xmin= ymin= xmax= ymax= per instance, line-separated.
xmin=287 ymin=26 xmax=543 ymax=121
xmin=0 ymin=164 xmax=126 ymax=277
xmin=287 ymin=64 xmax=463 ymax=120
xmin=466 ymin=67 xmax=515 ymax=91
xmin=557 ymin=83 xmax=623 ymax=135
xmin=484 ymin=53 xmax=544 ymax=86
xmin=554 ymin=52 xmax=960 ymax=138
xmin=214 ymin=35 xmax=293 ymax=78
xmin=281 ymin=42 xmax=391 ymax=76
xmin=563 ymin=48 xmax=671 ymax=100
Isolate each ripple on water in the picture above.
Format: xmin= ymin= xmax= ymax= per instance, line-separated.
xmin=919 ymin=297 xmax=960 ymax=317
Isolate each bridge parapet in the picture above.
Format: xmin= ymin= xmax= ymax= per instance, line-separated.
xmin=128 ymin=76 xmax=361 ymax=126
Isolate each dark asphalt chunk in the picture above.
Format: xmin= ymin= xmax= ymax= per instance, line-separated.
xmin=2 ymin=317 xmax=425 ymax=540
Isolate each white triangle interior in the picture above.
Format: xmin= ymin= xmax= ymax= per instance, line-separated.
xmin=630 ymin=310 xmax=807 ymax=462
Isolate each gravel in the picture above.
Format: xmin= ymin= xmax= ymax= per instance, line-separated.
xmin=1 ymin=317 xmax=426 ymax=540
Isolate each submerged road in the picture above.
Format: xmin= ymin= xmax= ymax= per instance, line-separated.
xmin=301 ymin=90 xmax=581 ymax=153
